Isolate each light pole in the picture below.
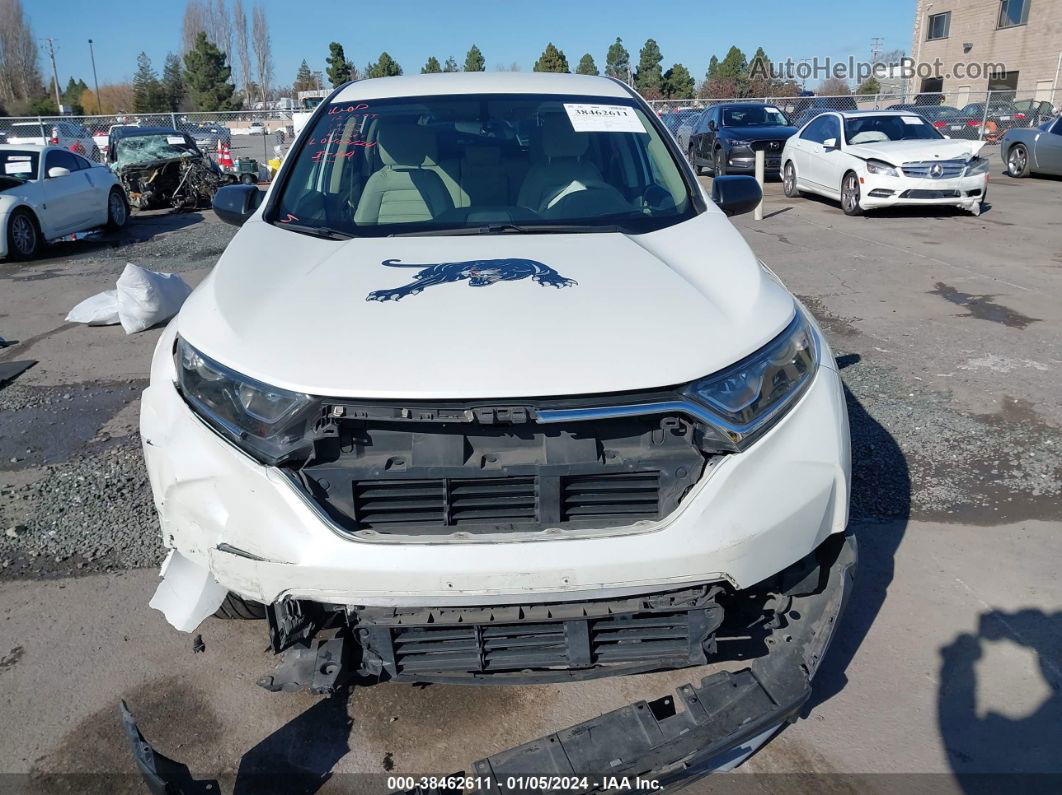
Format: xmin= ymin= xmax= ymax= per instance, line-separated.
xmin=43 ymin=38 xmax=62 ymax=111
xmin=88 ymin=39 xmax=101 ymax=113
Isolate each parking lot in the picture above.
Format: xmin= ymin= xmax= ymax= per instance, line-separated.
xmin=1 ymin=146 xmax=1060 ymax=790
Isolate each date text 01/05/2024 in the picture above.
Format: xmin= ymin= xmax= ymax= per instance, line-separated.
xmin=385 ymin=776 xmax=662 ymax=791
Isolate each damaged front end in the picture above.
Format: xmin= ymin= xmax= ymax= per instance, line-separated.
xmin=124 ymin=533 xmax=856 ymax=790
xmin=112 ymin=134 xmax=230 ymax=211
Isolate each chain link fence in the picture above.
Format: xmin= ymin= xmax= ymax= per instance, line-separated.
xmin=649 ymin=89 xmax=1061 ymax=146
xmin=0 ymin=110 xmax=294 ymax=171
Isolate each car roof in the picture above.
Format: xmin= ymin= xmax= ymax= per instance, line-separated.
xmin=332 ymin=72 xmax=630 ymax=103
xmin=716 ymin=102 xmax=781 ymax=108
xmin=829 ymin=109 xmax=930 ymax=119
xmin=0 ymin=143 xmax=49 ymax=152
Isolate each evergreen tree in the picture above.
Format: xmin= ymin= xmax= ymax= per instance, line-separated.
xmin=856 ymin=76 xmax=881 ymax=95
xmin=604 ymin=37 xmax=629 ymax=80
xmin=576 ymin=53 xmax=598 ymax=76
xmin=365 ymin=52 xmax=402 ymax=78
xmin=62 ymin=77 xmax=85 ymax=114
xmin=182 ymin=32 xmax=237 ymax=111
xmin=161 ymin=53 xmax=186 ymax=112
xmin=533 ymin=43 xmax=569 ymax=73
xmin=662 ymin=64 xmax=694 ymax=99
xmin=293 ymin=59 xmax=316 ymax=92
xmin=421 ymin=56 xmax=442 ymax=74
xmin=706 ymin=55 xmax=719 ymax=79
xmin=133 ymin=52 xmax=166 ymax=112
xmin=464 ymin=45 xmax=485 ymax=72
xmin=443 ymin=56 xmax=459 ymax=72
xmin=326 ymin=42 xmax=353 ymax=87
xmin=634 ymin=38 xmax=663 ymax=97
xmin=717 ymin=46 xmax=748 ymax=79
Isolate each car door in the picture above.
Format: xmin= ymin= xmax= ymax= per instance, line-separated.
xmin=792 ymin=115 xmax=828 ymax=190
xmin=688 ymin=109 xmax=708 ymax=162
xmin=1034 ymin=118 xmax=1062 ymax=173
xmin=803 ymin=114 xmax=844 ymax=193
xmin=40 ymin=150 xmax=95 ymax=234
xmin=702 ymin=107 xmax=720 ymax=161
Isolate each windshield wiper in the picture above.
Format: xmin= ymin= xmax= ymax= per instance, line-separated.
xmin=274 ymin=222 xmax=354 ymax=240
xmin=390 ymin=223 xmax=622 ymax=237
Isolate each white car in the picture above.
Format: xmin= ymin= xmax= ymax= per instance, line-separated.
xmin=781 ymin=110 xmax=990 ymax=216
xmin=0 ymin=145 xmax=129 ymax=260
xmin=139 ymin=73 xmax=855 ymax=774
xmin=7 ymin=120 xmax=101 ymax=162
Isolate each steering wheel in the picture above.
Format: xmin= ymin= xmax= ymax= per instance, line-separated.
xmin=539 ymin=179 xmax=632 ymax=218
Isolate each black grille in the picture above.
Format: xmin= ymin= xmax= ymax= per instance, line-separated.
xmin=392 ymin=622 xmax=571 ymax=674
xmin=353 ymin=477 xmax=537 ymax=528
xmin=561 ymin=472 xmax=660 ymax=522
xmin=899 ymin=189 xmax=961 ymax=199
xmin=591 ymin=613 xmax=693 ymax=662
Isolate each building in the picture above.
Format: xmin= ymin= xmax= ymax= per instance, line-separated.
xmin=910 ymin=0 xmax=1062 ymax=106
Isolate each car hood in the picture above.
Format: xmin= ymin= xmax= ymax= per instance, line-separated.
xmin=846 ymin=138 xmax=984 ymax=164
xmin=721 ymin=126 xmax=798 ymax=141
xmin=177 ymin=212 xmax=796 ymax=399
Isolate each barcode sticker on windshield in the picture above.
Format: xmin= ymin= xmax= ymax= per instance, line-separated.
xmin=563 ymin=104 xmax=646 ymax=133
xmin=4 ymin=161 xmax=32 ymax=174
xmin=902 ymin=117 xmax=923 ymax=125
xmin=167 ymin=136 xmax=185 ymax=144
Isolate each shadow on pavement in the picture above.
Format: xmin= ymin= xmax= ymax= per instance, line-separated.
xmin=232 ymin=687 xmax=353 ymax=794
xmin=938 ymin=609 xmax=1062 ymax=793
xmin=34 ymin=212 xmax=205 ymax=264
xmin=806 ymin=354 xmax=911 ymax=712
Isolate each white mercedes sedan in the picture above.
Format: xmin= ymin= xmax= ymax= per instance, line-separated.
xmin=781 ymin=110 xmax=990 ymax=216
xmin=0 ymin=144 xmax=129 ymax=260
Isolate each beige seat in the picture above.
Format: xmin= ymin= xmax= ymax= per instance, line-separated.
xmin=517 ymin=115 xmax=603 ymax=213
xmin=354 ymin=122 xmax=455 ymax=224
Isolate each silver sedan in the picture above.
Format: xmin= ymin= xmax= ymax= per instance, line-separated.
xmin=1001 ymin=116 xmax=1062 ymax=177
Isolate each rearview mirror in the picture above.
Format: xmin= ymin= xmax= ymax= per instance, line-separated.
xmin=47 ymin=166 xmax=71 ymax=178
xmin=823 ymin=138 xmax=839 ymax=150
xmin=212 ymin=184 xmax=263 ymax=226
xmin=711 ymin=175 xmax=762 ymax=217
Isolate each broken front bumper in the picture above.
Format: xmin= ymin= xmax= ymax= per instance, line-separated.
xmin=123 ymin=532 xmax=857 ymax=791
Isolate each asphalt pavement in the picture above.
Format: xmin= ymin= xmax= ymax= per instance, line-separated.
xmin=0 ymin=149 xmax=1059 ymax=792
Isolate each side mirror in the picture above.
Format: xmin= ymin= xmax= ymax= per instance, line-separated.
xmin=47 ymin=166 xmax=71 ymax=178
xmin=822 ymin=138 xmax=839 ymax=150
xmin=711 ymin=175 xmax=762 ymax=217
xmin=708 ymin=120 xmax=717 ymax=131
xmin=212 ymin=184 xmax=263 ymax=226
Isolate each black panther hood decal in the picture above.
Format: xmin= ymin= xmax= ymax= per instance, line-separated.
xmin=366 ymin=258 xmax=578 ymax=302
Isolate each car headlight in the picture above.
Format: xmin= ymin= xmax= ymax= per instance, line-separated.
xmin=964 ymin=156 xmax=990 ymax=176
xmin=175 ymin=337 xmax=317 ymax=464
xmin=865 ymin=159 xmax=899 ymax=177
xmin=683 ymin=310 xmax=819 ymax=450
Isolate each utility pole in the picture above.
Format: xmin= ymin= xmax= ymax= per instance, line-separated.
xmin=88 ymin=39 xmax=101 ymax=113
xmin=871 ymin=37 xmax=884 ymax=64
xmin=43 ymin=37 xmax=62 ymax=111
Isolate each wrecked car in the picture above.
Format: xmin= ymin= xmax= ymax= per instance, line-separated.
xmin=108 ymin=127 xmax=232 ymax=211
xmin=139 ymin=72 xmax=855 ymax=779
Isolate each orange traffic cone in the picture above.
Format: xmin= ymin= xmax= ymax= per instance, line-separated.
xmin=220 ymin=142 xmax=234 ymax=170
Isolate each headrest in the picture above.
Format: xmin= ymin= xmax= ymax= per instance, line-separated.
xmin=378 ymin=121 xmax=437 ymax=166
xmin=541 ymin=114 xmax=588 ymax=159
xmin=464 ymin=146 xmax=501 ymax=166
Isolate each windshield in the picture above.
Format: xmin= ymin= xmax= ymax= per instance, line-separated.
xmin=0 ymin=151 xmax=39 ymax=181
xmin=114 ymin=134 xmax=199 ymax=166
xmin=722 ymin=106 xmax=788 ymax=127
xmin=844 ymin=115 xmax=943 ymax=144
xmin=273 ymin=92 xmax=696 ymax=237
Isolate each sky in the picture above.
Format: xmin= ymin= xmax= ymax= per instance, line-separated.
xmin=28 ymin=0 xmax=915 ymax=92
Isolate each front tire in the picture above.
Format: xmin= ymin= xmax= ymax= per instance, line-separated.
xmin=214 ymin=592 xmax=267 ymax=620
xmin=713 ymin=147 xmax=727 ymax=177
xmin=1006 ymin=144 xmax=1030 ymax=178
xmin=7 ymin=208 xmax=40 ymax=261
xmin=688 ymin=145 xmax=701 ymax=175
xmin=105 ymin=188 xmax=129 ymax=230
xmin=783 ymin=161 xmax=801 ymax=197
xmin=841 ymin=172 xmax=863 ymax=216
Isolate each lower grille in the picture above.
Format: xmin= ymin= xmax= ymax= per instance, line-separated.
xmin=356 ymin=586 xmax=724 ymax=681
xmin=899 ymin=189 xmax=961 ymax=199
xmin=561 ymin=472 xmax=659 ymax=522
xmin=353 ymin=477 xmax=538 ymax=528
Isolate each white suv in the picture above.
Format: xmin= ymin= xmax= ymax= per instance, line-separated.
xmin=139 ymin=73 xmax=855 ymax=775
xmin=7 ymin=120 xmax=101 ymax=161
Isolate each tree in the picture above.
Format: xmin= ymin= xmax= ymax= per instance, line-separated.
xmin=421 ymin=56 xmax=442 ymax=74
xmin=817 ymin=77 xmax=851 ymax=95
xmin=747 ymin=46 xmax=775 ymax=96
xmin=442 ymin=56 xmax=459 ymax=72
xmin=80 ymin=83 xmax=135 ymax=114
xmin=251 ymin=4 xmax=273 ymax=101
xmin=183 ymin=31 xmax=237 ymax=110
xmin=233 ymin=0 xmax=253 ymax=100
xmin=634 ymin=38 xmax=663 ymax=98
xmin=0 ymin=0 xmax=45 ymax=106
xmin=133 ymin=52 xmax=167 ymax=112
xmin=717 ymin=46 xmax=748 ymax=79
xmin=62 ymin=77 xmax=86 ymax=114
xmin=162 ymin=53 xmax=186 ymax=111
xmin=857 ymin=76 xmax=881 ymax=95
xmin=576 ymin=53 xmax=598 ymax=76
xmin=662 ymin=63 xmax=694 ymax=99
xmin=365 ymin=52 xmax=402 ymax=79
xmin=464 ymin=44 xmax=485 ymax=72
xmin=604 ymin=37 xmax=629 ymax=81
xmin=533 ymin=42 xmax=569 ymax=73
xmin=326 ymin=42 xmax=353 ymax=86
xmin=293 ymin=59 xmax=316 ymax=92
xmin=706 ymin=55 xmax=719 ymax=79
